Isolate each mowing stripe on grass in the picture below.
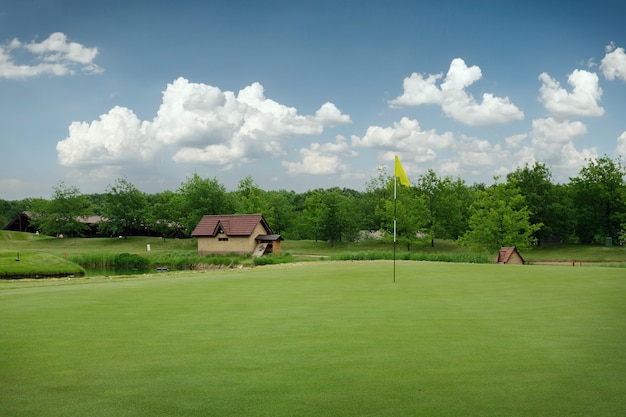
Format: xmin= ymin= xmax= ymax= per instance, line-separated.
xmin=1 ymin=262 xmax=625 ymax=417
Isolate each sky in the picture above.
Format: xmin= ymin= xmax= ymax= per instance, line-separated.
xmin=1 ymin=0 xmax=625 ymax=200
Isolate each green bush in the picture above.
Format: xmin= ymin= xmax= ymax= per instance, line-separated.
xmin=114 ymin=253 xmax=148 ymax=269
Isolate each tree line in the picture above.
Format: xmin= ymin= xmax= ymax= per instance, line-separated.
xmin=1 ymin=156 xmax=625 ymax=251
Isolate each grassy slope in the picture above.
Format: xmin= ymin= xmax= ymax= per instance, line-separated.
xmin=0 ymin=251 xmax=85 ymax=278
xmin=1 ymin=262 xmax=624 ymax=416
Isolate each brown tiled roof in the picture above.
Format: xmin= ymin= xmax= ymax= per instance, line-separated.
xmin=497 ymin=246 xmax=523 ymax=263
xmin=77 ymin=215 xmax=106 ymax=224
xmin=191 ymin=214 xmax=272 ymax=237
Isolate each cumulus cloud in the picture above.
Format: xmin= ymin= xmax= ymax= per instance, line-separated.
xmin=455 ymin=135 xmax=505 ymax=169
xmin=389 ymin=58 xmax=524 ymax=127
xmin=56 ymin=106 xmax=154 ymax=166
xmin=282 ymin=135 xmax=357 ymax=175
xmin=538 ymin=70 xmax=604 ymax=119
xmin=521 ymin=117 xmax=595 ymax=175
xmin=600 ymin=42 xmax=626 ymax=81
xmin=351 ymin=117 xmax=454 ymax=163
xmin=0 ymin=32 xmax=102 ymax=79
xmin=57 ymin=77 xmax=351 ymax=170
xmin=505 ymin=134 xmax=528 ymax=148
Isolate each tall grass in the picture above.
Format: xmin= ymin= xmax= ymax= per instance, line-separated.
xmin=67 ymin=251 xmax=257 ymax=271
xmin=330 ymin=250 xmax=491 ymax=263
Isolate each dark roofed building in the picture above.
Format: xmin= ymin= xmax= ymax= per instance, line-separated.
xmin=2 ymin=212 xmax=36 ymax=233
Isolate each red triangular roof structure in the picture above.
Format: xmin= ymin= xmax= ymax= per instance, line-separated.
xmin=191 ymin=214 xmax=272 ymax=237
xmin=496 ymin=246 xmax=524 ymax=264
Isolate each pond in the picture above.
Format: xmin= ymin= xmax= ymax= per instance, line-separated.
xmin=83 ymin=266 xmax=171 ymax=277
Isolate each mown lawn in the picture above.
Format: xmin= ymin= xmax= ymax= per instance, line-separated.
xmin=0 ymin=251 xmax=85 ymax=278
xmin=1 ymin=262 xmax=624 ymax=416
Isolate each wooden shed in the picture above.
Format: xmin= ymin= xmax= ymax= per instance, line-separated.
xmin=191 ymin=214 xmax=282 ymax=256
xmin=495 ymin=246 xmax=525 ymax=264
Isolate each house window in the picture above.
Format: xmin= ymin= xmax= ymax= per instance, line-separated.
xmin=219 ymin=237 xmax=228 ymax=242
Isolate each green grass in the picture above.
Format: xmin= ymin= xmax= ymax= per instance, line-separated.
xmin=526 ymin=243 xmax=626 ymax=265
xmin=0 ymin=250 xmax=85 ymax=278
xmin=1 ymin=262 xmax=624 ymax=416
xmin=0 ymin=231 xmax=197 ymax=256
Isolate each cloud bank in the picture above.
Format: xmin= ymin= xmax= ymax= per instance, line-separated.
xmin=52 ymin=43 xmax=625 ymax=188
xmin=57 ymin=77 xmax=351 ymax=170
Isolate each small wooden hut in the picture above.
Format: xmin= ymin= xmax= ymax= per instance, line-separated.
xmin=495 ymin=246 xmax=525 ymax=264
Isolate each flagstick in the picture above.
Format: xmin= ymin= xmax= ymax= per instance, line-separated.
xmin=393 ymin=175 xmax=397 ymax=283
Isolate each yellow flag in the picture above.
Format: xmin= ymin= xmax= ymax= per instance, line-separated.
xmin=394 ymin=155 xmax=410 ymax=187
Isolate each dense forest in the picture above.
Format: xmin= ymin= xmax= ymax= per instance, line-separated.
xmin=2 ymin=157 xmax=625 ymax=251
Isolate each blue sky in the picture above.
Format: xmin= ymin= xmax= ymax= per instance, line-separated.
xmin=1 ymin=0 xmax=625 ymax=200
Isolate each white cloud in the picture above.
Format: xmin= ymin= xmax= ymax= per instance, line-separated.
xmin=600 ymin=42 xmax=626 ymax=81
xmin=438 ymin=160 xmax=460 ymax=177
xmin=351 ymin=117 xmax=454 ymax=161
xmin=315 ymin=102 xmax=352 ymax=126
xmin=531 ymin=117 xmax=587 ymax=145
xmin=505 ymin=134 xmax=527 ymax=148
xmin=538 ymin=70 xmax=604 ymax=119
xmin=57 ymin=78 xmax=351 ymax=170
xmin=56 ymin=106 xmax=154 ymax=166
xmin=521 ymin=117 xmax=595 ymax=177
xmin=389 ymin=58 xmax=524 ymax=127
xmin=455 ymin=134 xmax=504 ymax=169
xmin=559 ymin=142 xmax=597 ymax=173
xmin=282 ymin=135 xmax=357 ymax=176
xmin=354 ymin=117 xmax=513 ymax=180
xmin=0 ymin=32 xmax=102 ymax=79
xmin=616 ymin=131 xmax=626 ymax=161
xmin=388 ymin=72 xmax=444 ymax=106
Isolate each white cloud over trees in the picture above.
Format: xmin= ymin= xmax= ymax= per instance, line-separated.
xmin=282 ymin=135 xmax=357 ymax=176
xmin=0 ymin=32 xmax=102 ymax=79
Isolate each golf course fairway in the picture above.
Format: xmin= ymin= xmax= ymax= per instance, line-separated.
xmin=1 ymin=261 xmax=624 ymax=416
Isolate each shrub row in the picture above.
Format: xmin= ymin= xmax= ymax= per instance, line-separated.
xmin=329 ymin=251 xmax=491 ymax=263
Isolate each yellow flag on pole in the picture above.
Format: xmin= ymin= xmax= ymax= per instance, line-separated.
xmin=394 ymin=155 xmax=410 ymax=187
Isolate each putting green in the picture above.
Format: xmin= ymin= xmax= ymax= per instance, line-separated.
xmin=1 ymin=261 xmax=624 ymax=416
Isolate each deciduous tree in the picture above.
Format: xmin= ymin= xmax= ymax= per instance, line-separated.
xmin=99 ymin=178 xmax=148 ymax=238
xmin=460 ymin=180 xmax=542 ymax=252
xmin=177 ymin=173 xmax=235 ymax=235
xmin=569 ymin=156 xmax=625 ymax=243
xmin=507 ymin=162 xmax=575 ymax=244
xmin=30 ymin=182 xmax=90 ymax=237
